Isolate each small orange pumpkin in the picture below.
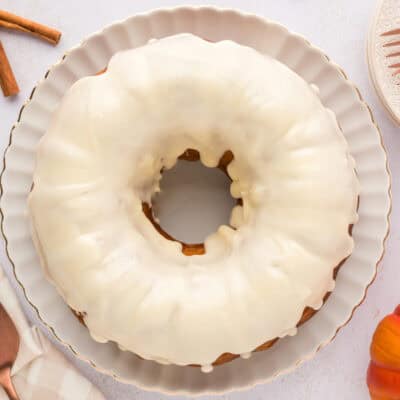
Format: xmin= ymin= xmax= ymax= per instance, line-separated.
xmin=367 ymin=305 xmax=400 ymax=399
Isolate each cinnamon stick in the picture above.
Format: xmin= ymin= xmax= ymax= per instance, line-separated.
xmin=0 ymin=9 xmax=61 ymax=45
xmin=0 ymin=41 xmax=19 ymax=97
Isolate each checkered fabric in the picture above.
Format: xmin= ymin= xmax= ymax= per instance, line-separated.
xmin=0 ymin=266 xmax=105 ymax=400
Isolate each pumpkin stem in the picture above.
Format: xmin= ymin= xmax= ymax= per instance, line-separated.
xmin=395 ymin=305 xmax=400 ymax=316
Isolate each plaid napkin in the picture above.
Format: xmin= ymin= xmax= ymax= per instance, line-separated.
xmin=0 ymin=266 xmax=105 ymax=400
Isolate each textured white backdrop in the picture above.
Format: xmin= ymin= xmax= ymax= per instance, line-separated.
xmin=0 ymin=1 xmax=398 ymax=399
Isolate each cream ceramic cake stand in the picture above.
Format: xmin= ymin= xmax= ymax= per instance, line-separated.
xmin=0 ymin=6 xmax=391 ymax=396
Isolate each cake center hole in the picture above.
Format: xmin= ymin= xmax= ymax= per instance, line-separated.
xmin=151 ymin=151 xmax=236 ymax=247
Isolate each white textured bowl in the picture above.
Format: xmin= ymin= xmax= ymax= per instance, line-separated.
xmin=0 ymin=6 xmax=391 ymax=396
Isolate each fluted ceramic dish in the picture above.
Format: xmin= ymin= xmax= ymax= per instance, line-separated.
xmin=0 ymin=6 xmax=391 ymax=396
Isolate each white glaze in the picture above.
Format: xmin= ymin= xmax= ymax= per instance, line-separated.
xmin=28 ymin=34 xmax=359 ymax=367
xmin=201 ymin=364 xmax=213 ymax=373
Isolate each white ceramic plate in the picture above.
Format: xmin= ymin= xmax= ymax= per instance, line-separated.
xmin=0 ymin=6 xmax=391 ymax=396
xmin=368 ymin=0 xmax=400 ymax=125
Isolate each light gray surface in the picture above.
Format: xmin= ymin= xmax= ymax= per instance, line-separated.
xmin=154 ymin=159 xmax=237 ymax=243
xmin=0 ymin=0 xmax=398 ymax=399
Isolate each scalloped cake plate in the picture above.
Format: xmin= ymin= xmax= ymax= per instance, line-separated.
xmin=0 ymin=6 xmax=391 ymax=396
